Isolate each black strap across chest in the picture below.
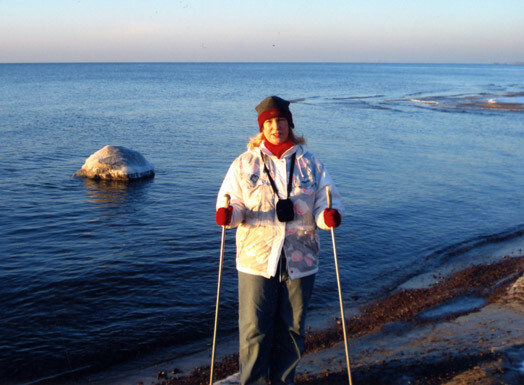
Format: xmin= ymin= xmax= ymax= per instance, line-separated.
xmin=261 ymin=152 xmax=296 ymax=199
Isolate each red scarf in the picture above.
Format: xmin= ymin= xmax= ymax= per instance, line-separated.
xmin=263 ymin=136 xmax=294 ymax=159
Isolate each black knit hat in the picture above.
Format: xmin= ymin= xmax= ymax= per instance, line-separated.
xmin=255 ymin=96 xmax=294 ymax=131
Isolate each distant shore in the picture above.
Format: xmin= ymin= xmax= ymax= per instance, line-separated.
xmin=130 ymin=255 xmax=524 ymax=385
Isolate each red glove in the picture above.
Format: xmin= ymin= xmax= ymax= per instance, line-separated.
xmin=216 ymin=206 xmax=233 ymax=226
xmin=324 ymin=208 xmax=341 ymax=228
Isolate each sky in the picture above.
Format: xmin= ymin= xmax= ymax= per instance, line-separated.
xmin=1 ymin=0 xmax=523 ymax=63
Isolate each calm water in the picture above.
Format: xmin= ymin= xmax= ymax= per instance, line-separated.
xmin=1 ymin=63 xmax=523 ymax=384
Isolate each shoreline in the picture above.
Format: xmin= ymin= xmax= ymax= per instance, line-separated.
xmin=45 ymin=255 xmax=523 ymax=385
xmin=101 ymin=255 xmax=524 ymax=385
xmin=293 ymin=256 xmax=524 ymax=385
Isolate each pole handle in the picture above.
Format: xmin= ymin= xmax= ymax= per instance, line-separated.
xmin=326 ymin=186 xmax=332 ymax=209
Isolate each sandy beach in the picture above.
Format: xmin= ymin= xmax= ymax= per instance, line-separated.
xmin=92 ymin=255 xmax=524 ymax=385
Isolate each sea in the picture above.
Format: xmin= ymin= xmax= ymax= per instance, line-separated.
xmin=1 ymin=63 xmax=523 ymax=384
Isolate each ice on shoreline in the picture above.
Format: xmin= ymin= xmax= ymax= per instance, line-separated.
xmin=73 ymin=145 xmax=155 ymax=181
xmin=410 ymin=91 xmax=524 ymax=111
xmin=488 ymin=96 xmax=524 ymax=105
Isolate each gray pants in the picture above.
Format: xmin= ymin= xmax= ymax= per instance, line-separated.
xmin=238 ymin=269 xmax=315 ymax=385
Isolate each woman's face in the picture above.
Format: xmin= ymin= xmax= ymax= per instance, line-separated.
xmin=262 ymin=117 xmax=289 ymax=145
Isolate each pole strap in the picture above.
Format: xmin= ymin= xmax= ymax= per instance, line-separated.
xmin=261 ymin=151 xmax=296 ymax=199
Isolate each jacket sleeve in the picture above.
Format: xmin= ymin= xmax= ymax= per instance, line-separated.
xmin=313 ymin=162 xmax=344 ymax=230
xmin=216 ymin=158 xmax=245 ymax=229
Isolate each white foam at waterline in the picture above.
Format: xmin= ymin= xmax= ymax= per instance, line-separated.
xmin=410 ymin=99 xmax=439 ymax=105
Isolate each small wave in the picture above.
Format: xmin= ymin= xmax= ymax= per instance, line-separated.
xmin=290 ymin=96 xmax=321 ymax=104
xmin=436 ymin=225 xmax=524 ymax=263
xmin=503 ymin=91 xmax=524 ymax=97
xmin=331 ymin=95 xmax=384 ymax=100
xmin=20 ymin=365 xmax=93 ymax=385
xmin=291 ymin=95 xmax=386 ymax=108
xmin=399 ymin=225 xmax=524 ymax=290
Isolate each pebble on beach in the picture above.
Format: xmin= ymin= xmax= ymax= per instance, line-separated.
xmin=73 ymin=145 xmax=155 ymax=181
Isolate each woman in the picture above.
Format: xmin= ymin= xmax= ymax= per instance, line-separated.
xmin=216 ymin=96 xmax=343 ymax=385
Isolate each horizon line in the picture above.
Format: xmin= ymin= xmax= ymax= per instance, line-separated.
xmin=2 ymin=61 xmax=524 ymax=66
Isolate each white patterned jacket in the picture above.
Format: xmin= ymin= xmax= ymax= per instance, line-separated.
xmin=216 ymin=143 xmax=343 ymax=279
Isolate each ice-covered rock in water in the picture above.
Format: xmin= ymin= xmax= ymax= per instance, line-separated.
xmin=73 ymin=145 xmax=155 ymax=181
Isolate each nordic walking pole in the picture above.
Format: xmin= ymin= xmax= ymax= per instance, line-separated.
xmin=326 ymin=186 xmax=353 ymax=385
xmin=210 ymin=194 xmax=230 ymax=385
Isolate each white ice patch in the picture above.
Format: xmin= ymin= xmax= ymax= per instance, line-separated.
xmin=508 ymin=275 xmax=524 ymax=303
xmin=214 ymin=372 xmax=240 ymax=384
xmin=489 ymin=96 xmax=524 ymax=104
xmin=410 ymin=98 xmax=439 ymax=105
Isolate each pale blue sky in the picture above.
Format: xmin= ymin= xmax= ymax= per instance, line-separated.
xmin=1 ymin=0 xmax=523 ymax=63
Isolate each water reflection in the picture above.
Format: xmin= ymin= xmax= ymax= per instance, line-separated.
xmin=82 ymin=177 xmax=154 ymax=207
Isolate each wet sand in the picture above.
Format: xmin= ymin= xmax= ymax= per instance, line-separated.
xmin=141 ymin=256 xmax=523 ymax=385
